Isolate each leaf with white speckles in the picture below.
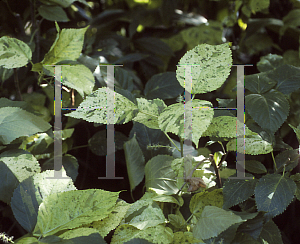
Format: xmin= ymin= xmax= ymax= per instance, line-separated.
xmin=176 ymin=43 xmax=232 ymax=94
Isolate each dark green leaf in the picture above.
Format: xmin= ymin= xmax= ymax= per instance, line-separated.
xmin=134 ymin=37 xmax=173 ymax=56
xmin=144 ymin=72 xmax=184 ymax=100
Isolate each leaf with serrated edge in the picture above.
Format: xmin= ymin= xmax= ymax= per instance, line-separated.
xmin=33 ymin=189 xmax=120 ymax=237
xmin=202 ymin=116 xmax=258 ymax=138
xmin=223 ymin=176 xmax=257 ymax=209
xmin=158 ymin=99 xmax=214 ymax=148
xmin=0 ymin=107 xmax=51 ymax=144
xmin=226 ymin=134 xmax=273 ymax=155
xmin=65 ymin=87 xmax=138 ymax=124
xmin=132 ymin=98 xmax=166 ymax=130
xmin=193 ymin=206 xmax=244 ymax=240
xmin=0 ymin=36 xmax=32 ymax=69
xmin=255 ymin=174 xmax=297 ymax=218
xmin=176 ymin=43 xmax=232 ymax=94
xmin=245 ymin=89 xmax=289 ymax=133
xmin=42 ymin=26 xmax=88 ymax=64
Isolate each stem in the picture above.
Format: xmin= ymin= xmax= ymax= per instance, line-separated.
xmin=137 ymin=111 xmax=181 ymax=152
xmin=218 ymin=141 xmax=226 ymax=154
xmin=163 ymin=132 xmax=180 ymax=153
xmin=14 ymin=68 xmax=23 ymax=101
xmin=210 ymin=154 xmax=222 ymax=188
xmin=68 ymin=145 xmax=88 ymax=151
xmin=186 ymin=214 xmax=193 ymax=224
xmin=180 ymin=137 xmax=183 ymax=157
xmin=275 ymin=157 xmax=291 ymax=174
xmin=271 ymin=151 xmax=277 ymax=171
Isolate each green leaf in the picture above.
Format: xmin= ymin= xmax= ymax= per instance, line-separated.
xmin=280 ymin=9 xmax=300 ymax=36
xmin=38 ymin=0 xmax=90 ymax=8
xmin=245 ymin=160 xmax=267 ymax=174
xmin=133 ymin=98 xmax=167 ymax=130
xmin=111 ymin=224 xmax=173 ymax=244
xmin=0 ymin=66 xmax=13 ymax=82
xmin=231 ymin=232 xmax=261 ymax=243
xmin=144 ymin=72 xmax=184 ymax=100
xmin=189 ymin=189 xmax=224 ymax=218
xmin=226 ymin=134 xmax=273 ymax=155
xmin=65 ymin=87 xmax=138 ymax=124
xmin=245 ymin=18 xmax=283 ymax=39
xmin=152 ymin=194 xmax=184 ymax=207
xmin=42 ymin=26 xmax=88 ymax=65
xmin=255 ymin=174 xmax=297 ymax=218
xmin=289 ymin=123 xmax=300 ymax=145
xmin=244 ymin=33 xmax=275 ymax=55
xmin=0 ymin=36 xmax=32 ymax=68
xmin=114 ymin=67 xmax=134 ymax=91
xmin=244 ymin=71 xmax=277 ymax=94
xmin=173 ymin=231 xmax=204 ymax=244
xmin=202 ymin=116 xmax=258 ymax=138
xmin=176 ymin=43 xmax=232 ymax=94
xmin=257 ymin=54 xmax=284 ymax=72
xmin=235 ymin=212 xmax=265 ymax=240
xmin=0 ymin=107 xmax=51 ymax=145
xmin=88 ymin=199 xmax=130 ymax=238
xmin=58 ymin=228 xmax=106 ymax=243
xmin=249 ymin=0 xmax=270 ymax=13
xmin=223 ymin=177 xmax=257 ymax=209
xmin=245 ymin=89 xmax=289 ymax=133
xmin=168 ymin=214 xmax=186 ymax=229
xmin=88 ymin=130 xmax=128 ymax=156
xmin=259 ymin=219 xmax=284 ymax=244
xmin=161 ymin=33 xmax=185 ymax=52
xmin=193 ymin=206 xmax=244 ymax=240
xmin=158 ymin=99 xmax=214 ymax=148
xmin=268 ymin=64 xmax=300 ymax=95
xmin=38 ymin=5 xmax=69 ymax=22
xmin=0 ymin=149 xmax=41 ymax=205
xmin=124 ymin=199 xmax=166 ymax=230
xmin=160 ymin=0 xmax=178 ymax=25
xmin=179 ymin=21 xmax=223 ymax=50
xmin=129 ymin=121 xmax=171 ymax=163
xmin=14 ymin=237 xmax=39 ymax=243
xmin=33 ymin=189 xmax=120 ymax=237
xmin=274 ymin=149 xmax=300 ymax=173
xmin=0 ymin=97 xmax=36 ymax=113
xmin=124 ymin=133 xmax=145 ymax=192
xmin=170 ymin=139 xmax=198 ymax=158
xmin=134 ymin=37 xmax=173 ymax=56
xmin=283 ymin=50 xmax=300 ymax=67
xmin=43 ymin=64 xmax=95 ymax=97
xmin=113 ymin=53 xmax=149 ymax=64
xmin=10 ymin=168 xmax=76 ymax=233
xmin=41 ymin=154 xmax=79 ymax=182
xmin=145 ymin=155 xmax=178 ymax=195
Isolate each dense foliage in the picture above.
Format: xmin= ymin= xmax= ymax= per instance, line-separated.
xmin=1 ymin=0 xmax=300 ymax=243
